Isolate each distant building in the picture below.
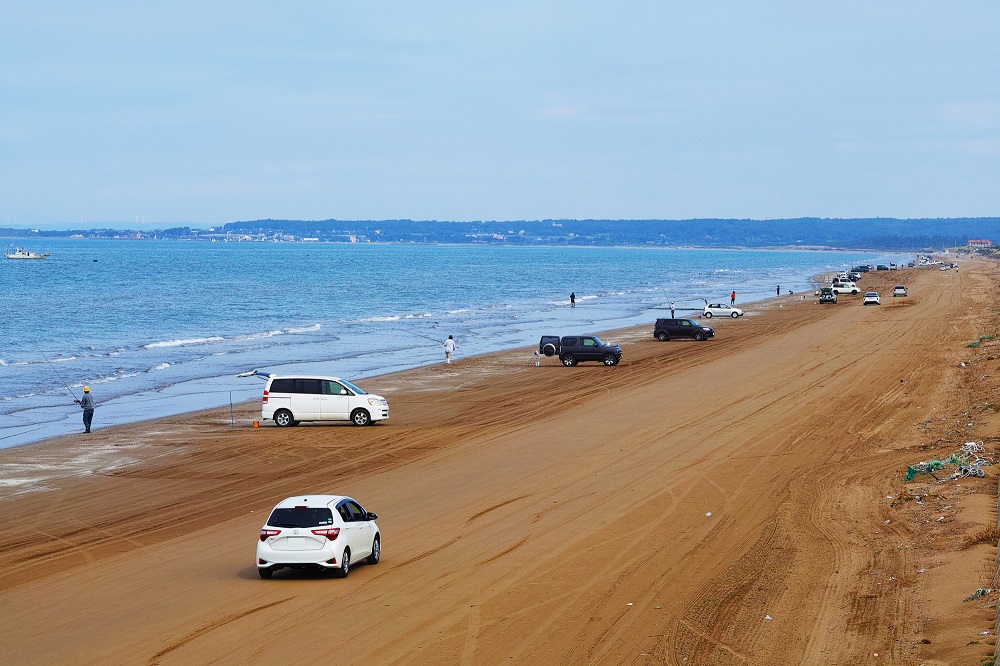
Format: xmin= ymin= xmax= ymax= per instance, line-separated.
xmin=968 ymin=239 xmax=993 ymax=248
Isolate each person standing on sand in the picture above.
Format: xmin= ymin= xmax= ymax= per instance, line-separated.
xmin=731 ymin=291 xmax=736 ymax=305
xmin=444 ymin=335 xmax=457 ymax=364
xmin=74 ymin=386 xmax=95 ymax=433
xmin=776 ymin=285 xmax=780 ymax=297
xmin=670 ymin=301 xmax=675 ymax=317
xmin=570 ymin=292 xmax=576 ymax=308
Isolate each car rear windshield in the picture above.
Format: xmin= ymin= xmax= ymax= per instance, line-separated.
xmin=266 ymin=507 xmax=334 ymax=527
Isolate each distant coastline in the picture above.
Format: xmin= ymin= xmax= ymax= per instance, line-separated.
xmin=3 ymin=216 xmax=998 ymax=251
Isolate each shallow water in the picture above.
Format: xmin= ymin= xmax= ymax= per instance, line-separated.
xmin=0 ymin=239 xmax=911 ymax=447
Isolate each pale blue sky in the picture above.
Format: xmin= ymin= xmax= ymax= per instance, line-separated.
xmin=2 ymin=2 xmax=998 ymax=228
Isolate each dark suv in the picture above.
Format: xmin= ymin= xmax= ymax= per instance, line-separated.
xmin=653 ymin=318 xmax=715 ymax=342
xmin=539 ymin=335 xmax=623 ymax=366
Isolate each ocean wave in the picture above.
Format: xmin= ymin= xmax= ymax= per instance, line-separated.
xmin=88 ymin=371 xmax=141 ymax=385
xmin=285 ymin=324 xmax=321 ymax=333
xmin=148 ymin=362 xmax=171 ymax=372
xmin=144 ymin=337 xmax=224 ymax=349
xmin=235 ymin=330 xmax=284 ymax=342
xmin=357 ymin=313 xmax=433 ymax=323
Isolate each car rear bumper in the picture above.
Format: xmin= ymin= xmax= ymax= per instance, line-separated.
xmin=257 ymin=542 xmax=339 ymax=567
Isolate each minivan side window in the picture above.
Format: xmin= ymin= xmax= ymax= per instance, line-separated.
xmin=294 ymin=379 xmax=322 ymax=394
xmin=322 ymin=380 xmax=347 ymax=395
xmin=582 ymin=338 xmax=597 ymax=347
xmin=269 ymin=378 xmax=295 ymax=393
xmin=681 ymin=320 xmax=692 ymax=326
xmin=562 ymin=337 xmax=577 ymax=346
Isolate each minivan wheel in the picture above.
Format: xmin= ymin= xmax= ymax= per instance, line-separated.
xmin=693 ymin=332 xmax=706 ymax=342
xmin=704 ymin=311 xmax=713 ymax=318
xmin=274 ymin=409 xmax=294 ymax=427
xmin=603 ymin=354 xmax=619 ymax=366
xmin=656 ymin=331 xmax=668 ymax=342
xmin=334 ymin=549 xmax=350 ymax=578
xmin=561 ymin=354 xmax=577 ymax=367
xmin=258 ymin=567 xmax=273 ymax=579
xmin=366 ymin=536 xmax=380 ymax=565
xmin=351 ymin=409 xmax=371 ymax=426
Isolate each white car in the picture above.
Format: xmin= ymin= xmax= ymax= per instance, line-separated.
xmin=863 ymin=292 xmax=881 ymax=306
xmin=238 ymin=371 xmax=389 ymax=427
xmin=703 ymin=303 xmax=744 ymax=318
xmin=831 ymin=282 xmax=860 ymax=296
xmin=892 ymin=285 xmax=907 ymax=297
xmin=257 ymin=495 xmax=380 ymax=579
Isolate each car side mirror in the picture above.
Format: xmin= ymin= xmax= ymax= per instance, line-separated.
xmin=341 ymin=389 xmax=348 ymax=395
xmin=367 ymin=512 xmax=378 ymax=520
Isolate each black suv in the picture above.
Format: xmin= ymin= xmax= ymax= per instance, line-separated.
xmin=539 ymin=335 xmax=623 ymax=366
xmin=653 ymin=318 xmax=715 ymax=342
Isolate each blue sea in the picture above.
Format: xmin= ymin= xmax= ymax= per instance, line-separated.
xmin=0 ymin=239 xmax=912 ymax=448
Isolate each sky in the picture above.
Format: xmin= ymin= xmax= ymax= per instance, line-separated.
xmin=1 ymin=2 xmax=999 ymax=228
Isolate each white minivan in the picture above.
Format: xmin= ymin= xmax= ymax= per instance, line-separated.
xmin=239 ymin=371 xmax=389 ymax=426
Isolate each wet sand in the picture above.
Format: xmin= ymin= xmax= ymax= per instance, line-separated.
xmin=1 ymin=259 xmax=997 ymax=664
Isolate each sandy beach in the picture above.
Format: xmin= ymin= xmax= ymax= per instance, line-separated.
xmin=1 ymin=259 xmax=997 ymax=664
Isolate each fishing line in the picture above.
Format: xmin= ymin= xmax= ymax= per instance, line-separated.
xmin=392 ymin=327 xmax=444 ymax=345
xmin=33 ymin=343 xmax=78 ymax=401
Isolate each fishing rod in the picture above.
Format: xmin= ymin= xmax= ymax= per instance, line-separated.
xmin=392 ymin=327 xmax=445 ymax=345
xmin=34 ymin=343 xmax=79 ymax=402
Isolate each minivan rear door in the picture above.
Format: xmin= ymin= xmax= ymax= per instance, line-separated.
xmin=319 ymin=380 xmax=351 ymax=420
xmin=291 ymin=378 xmax=322 ymax=419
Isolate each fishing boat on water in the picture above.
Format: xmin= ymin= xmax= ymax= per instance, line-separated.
xmin=4 ymin=247 xmax=51 ymax=260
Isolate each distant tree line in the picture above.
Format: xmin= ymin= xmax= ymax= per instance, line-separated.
xmin=4 ymin=217 xmax=1000 ymax=251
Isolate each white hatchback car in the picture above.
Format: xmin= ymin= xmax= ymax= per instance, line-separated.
xmin=703 ymin=303 xmax=744 ymax=318
xmin=863 ymin=292 xmax=881 ymax=306
xmin=257 ymin=495 xmax=380 ymax=579
xmin=892 ymin=285 xmax=907 ymax=297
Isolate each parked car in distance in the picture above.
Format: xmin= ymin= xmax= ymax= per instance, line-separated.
xmin=892 ymin=285 xmax=907 ymax=297
xmin=847 ymin=271 xmax=863 ymax=281
xmin=851 ymin=265 xmax=870 ymax=273
xmin=539 ymin=335 xmax=622 ymax=366
xmin=653 ymin=318 xmax=715 ymax=342
xmin=237 ymin=371 xmax=389 ymax=427
xmin=819 ymin=287 xmax=837 ymax=304
xmin=256 ymin=495 xmax=380 ymax=579
xmin=863 ymin=292 xmax=881 ymax=306
xmin=703 ymin=303 xmax=744 ymax=318
xmin=939 ymin=265 xmax=950 ymax=271
xmin=831 ymin=282 xmax=860 ymax=296
xmin=876 ymin=265 xmax=889 ymax=271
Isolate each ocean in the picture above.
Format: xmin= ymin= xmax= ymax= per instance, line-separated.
xmin=1 ymin=239 xmax=912 ymax=448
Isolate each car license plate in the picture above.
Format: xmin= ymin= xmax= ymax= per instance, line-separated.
xmin=287 ymin=537 xmax=305 ymax=549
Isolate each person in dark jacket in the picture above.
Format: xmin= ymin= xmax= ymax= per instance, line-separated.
xmin=74 ymin=386 xmax=95 ymax=433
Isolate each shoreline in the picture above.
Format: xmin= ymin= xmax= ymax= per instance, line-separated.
xmin=5 ymin=245 xmax=880 ymax=450
xmin=5 ymin=279 xmax=827 ymax=458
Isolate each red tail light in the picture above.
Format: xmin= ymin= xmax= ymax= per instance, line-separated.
xmin=262 ymin=390 xmax=269 ymax=404
xmin=260 ymin=528 xmax=280 ymax=541
xmin=311 ymin=527 xmax=340 ymax=540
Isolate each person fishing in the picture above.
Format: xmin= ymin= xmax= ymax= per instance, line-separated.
xmin=444 ymin=335 xmax=458 ymax=364
xmin=74 ymin=386 xmax=95 ymax=433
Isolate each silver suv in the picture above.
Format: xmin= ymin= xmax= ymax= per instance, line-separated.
xmin=703 ymin=303 xmax=744 ymax=318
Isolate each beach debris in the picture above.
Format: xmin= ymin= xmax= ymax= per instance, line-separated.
xmin=764 ymin=614 xmax=772 ymax=621
xmin=626 ymin=602 xmax=633 ymax=606
xmin=964 ymin=588 xmax=991 ymax=602
xmin=705 ymin=512 xmax=712 ymax=517
xmin=905 ymin=461 xmax=944 ymax=482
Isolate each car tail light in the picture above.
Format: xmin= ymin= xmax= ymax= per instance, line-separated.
xmin=311 ymin=527 xmax=340 ymax=540
xmin=260 ymin=528 xmax=280 ymax=541
xmin=262 ymin=390 xmax=269 ymax=404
